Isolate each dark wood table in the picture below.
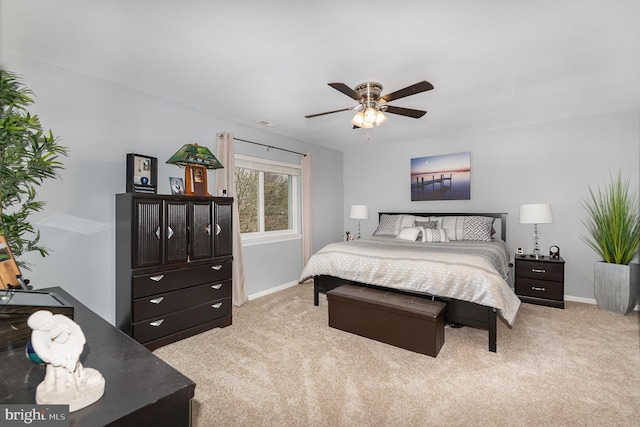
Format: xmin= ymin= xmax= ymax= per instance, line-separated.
xmin=0 ymin=287 xmax=195 ymax=426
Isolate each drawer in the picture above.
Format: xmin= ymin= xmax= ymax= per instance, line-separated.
xmin=516 ymin=278 xmax=563 ymax=301
xmin=133 ymin=261 xmax=232 ymax=298
xmin=516 ymin=260 xmax=564 ymax=282
xmin=132 ymin=279 xmax=232 ymax=322
xmin=132 ymin=297 xmax=232 ymax=343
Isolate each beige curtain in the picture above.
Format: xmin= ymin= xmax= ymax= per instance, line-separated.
xmin=302 ymin=153 xmax=313 ymax=266
xmin=216 ymin=132 xmax=248 ymax=306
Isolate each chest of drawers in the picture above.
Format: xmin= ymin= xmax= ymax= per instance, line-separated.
xmin=116 ymin=193 xmax=233 ymax=350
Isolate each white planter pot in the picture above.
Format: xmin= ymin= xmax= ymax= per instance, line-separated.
xmin=594 ymin=262 xmax=640 ymax=315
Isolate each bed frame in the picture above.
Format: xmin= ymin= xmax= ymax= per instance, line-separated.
xmin=313 ymin=212 xmax=508 ymax=353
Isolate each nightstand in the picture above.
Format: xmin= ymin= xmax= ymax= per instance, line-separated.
xmin=514 ymin=256 xmax=565 ymax=309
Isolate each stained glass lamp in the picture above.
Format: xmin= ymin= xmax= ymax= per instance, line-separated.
xmin=166 ymin=143 xmax=224 ymax=196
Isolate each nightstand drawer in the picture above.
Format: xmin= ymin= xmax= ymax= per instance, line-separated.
xmin=515 ymin=260 xmax=564 ymax=282
xmin=515 ymin=278 xmax=563 ymax=301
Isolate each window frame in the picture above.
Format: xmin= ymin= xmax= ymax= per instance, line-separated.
xmin=234 ymin=154 xmax=302 ymax=245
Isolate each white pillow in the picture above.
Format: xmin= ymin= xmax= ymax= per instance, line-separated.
xmin=396 ymin=227 xmax=421 ymax=241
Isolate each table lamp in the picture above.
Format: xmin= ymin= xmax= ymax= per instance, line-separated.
xmin=350 ymin=205 xmax=369 ymax=239
xmin=166 ymin=143 xmax=223 ymax=196
xmin=519 ymin=203 xmax=553 ymax=259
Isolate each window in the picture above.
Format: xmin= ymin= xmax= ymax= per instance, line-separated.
xmin=234 ymin=154 xmax=301 ymax=243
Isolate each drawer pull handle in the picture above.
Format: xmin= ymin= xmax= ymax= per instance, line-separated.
xmin=531 ymin=286 xmax=546 ymax=292
xmin=212 ymin=302 xmax=223 ymax=309
xmin=212 ymin=284 xmax=223 ymax=290
xmin=149 ymin=275 xmax=165 ymax=282
xmin=167 ymin=226 xmax=174 ymax=240
xmin=155 ymin=226 xmax=161 ymax=240
xmin=216 ymin=224 xmax=222 ymax=236
xmin=531 ymin=268 xmax=546 ymax=273
xmin=205 ymin=224 xmax=211 ymax=235
xmin=150 ymin=319 xmax=164 ymax=327
xmin=149 ymin=297 xmax=164 ymax=304
xmin=212 ymin=265 xmax=223 ymax=271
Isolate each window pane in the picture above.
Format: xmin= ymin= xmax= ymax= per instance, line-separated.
xmin=264 ymin=172 xmax=290 ymax=232
xmin=235 ymin=167 xmax=259 ymax=233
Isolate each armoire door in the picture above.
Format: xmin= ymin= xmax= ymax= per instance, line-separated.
xmin=165 ymin=200 xmax=189 ymax=264
xmin=214 ymin=200 xmax=233 ymax=257
xmin=133 ymin=198 xmax=163 ymax=269
xmin=189 ymin=201 xmax=214 ymax=261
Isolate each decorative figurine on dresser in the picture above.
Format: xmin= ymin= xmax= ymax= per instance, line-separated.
xmin=115 ymin=193 xmax=234 ymax=350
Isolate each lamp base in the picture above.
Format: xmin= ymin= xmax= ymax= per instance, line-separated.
xmin=184 ymin=165 xmax=211 ymax=196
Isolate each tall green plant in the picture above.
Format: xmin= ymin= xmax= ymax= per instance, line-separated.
xmin=0 ymin=70 xmax=68 ymax=269
xmin=581 ymin=170 xmax=640 ymax=265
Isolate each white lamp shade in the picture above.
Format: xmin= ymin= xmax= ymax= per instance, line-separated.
xmin=519 ymin=203 xmax=553 ymax=224
xmin=350 ymin=205 xmax=369 ymax=220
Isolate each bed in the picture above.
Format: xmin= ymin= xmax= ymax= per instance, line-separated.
xmin=299 ymin=212 xmax=521 ymax=352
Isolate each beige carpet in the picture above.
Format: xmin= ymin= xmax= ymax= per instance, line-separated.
xmin=154 ymin=283 xmax=640 ymax=426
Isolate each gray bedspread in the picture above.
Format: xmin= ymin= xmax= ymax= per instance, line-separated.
xmin=299 ymin=237 xmax=521 ymax=326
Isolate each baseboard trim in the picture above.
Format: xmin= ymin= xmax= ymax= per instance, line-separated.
xmin=248 ymin=281 xmax=299 ymax=301
xmin=564 ymin=295 xmax=596 ymax=305
xmin=564 ymin=295 xmax=639 ymax=311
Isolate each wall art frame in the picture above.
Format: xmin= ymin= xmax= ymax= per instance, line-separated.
xmin=410 ymin=151 xmax=471 ymax=201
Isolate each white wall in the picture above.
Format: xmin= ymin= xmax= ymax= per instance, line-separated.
xmin=343 ymin=109 xmax=640 ymax=300
xmin=3 ymin=53 xmax=344 ymax=323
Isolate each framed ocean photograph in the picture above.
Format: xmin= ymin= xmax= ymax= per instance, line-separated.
xmin=411 ymin=152 xmax=471 ymax=201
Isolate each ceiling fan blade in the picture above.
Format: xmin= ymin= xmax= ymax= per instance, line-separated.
xmin=328 ymin=82 xmax=361 ymax=101
xmin=380 ymin=81 xmax=434 ymax=103
xmin=305 ymin=107 xmax=353 ymax=118
xmin=384 ymin=105 xmax=427 ymax=118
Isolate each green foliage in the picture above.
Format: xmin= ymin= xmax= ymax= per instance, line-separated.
xmin=581 ymin=170 xmax=640 ymax=265
xmin=0 ymin=70 xmax=68 ymax=268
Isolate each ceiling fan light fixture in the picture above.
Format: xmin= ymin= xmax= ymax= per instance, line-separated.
xmin=375 ymin=110 xmax=387 ymax=126
xmin=364 ymin=107 xmax=377 ymax=124
xmin=351 ymin=110 xmax=365 ymax=127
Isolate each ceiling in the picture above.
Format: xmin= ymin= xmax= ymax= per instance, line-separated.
xmin=2 ymin=0 xmax=640 ymax=152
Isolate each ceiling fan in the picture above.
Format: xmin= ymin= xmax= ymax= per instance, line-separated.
xmin=305 ymin=80 xmax=434 ymax=128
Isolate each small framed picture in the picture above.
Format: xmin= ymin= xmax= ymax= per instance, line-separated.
xmin=126 ymin=153 xmax=158 ymax=194
xmin=169 ymin=177 xmax=185 ymax=195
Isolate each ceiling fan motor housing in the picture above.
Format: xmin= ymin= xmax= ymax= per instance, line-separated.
xmin=354 ymin=82 xmax=383 ymax=102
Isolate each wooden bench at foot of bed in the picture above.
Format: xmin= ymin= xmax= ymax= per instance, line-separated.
xmin=314 ymin=275 xmax=498 ymax=353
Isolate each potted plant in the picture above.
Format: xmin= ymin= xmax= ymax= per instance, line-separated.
xmin=582 ymin=169 xmax=640 ymax=314
xmin=0 ymin=70 xmax=68 ymax=270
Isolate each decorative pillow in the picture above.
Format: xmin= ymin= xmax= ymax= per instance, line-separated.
xmin=422 ymin=228 xmax=449 ymax=243
xmin=396 ymin=227 xmax=421 ymax=241
xmin=415 ymin=220 xmax=438 ymax=229
xmin=439 ymin=216 xmax=494 ymax=241
xmin=373 ymin=214 xmax=401 ymax=237
xmin=463 ymin=216 xmax=495 ymax=241
xmin=438 ymin=216 xmax=464 ymax=240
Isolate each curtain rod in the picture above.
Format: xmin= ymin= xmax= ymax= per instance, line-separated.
xmin=217 ymin=133 xmax=307 ymax=157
